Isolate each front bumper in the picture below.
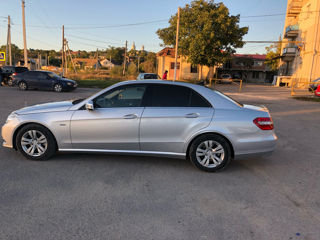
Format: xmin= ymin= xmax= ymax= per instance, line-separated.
xmin=1 ymin=117 xmax=20 ymax=149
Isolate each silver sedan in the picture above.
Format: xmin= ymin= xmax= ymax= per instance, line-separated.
xmin=1 ymin=80 xmax=277 ymax=172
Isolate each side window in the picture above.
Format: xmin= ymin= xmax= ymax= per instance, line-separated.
xmin=148 ymin=84 xmax=190 ymax=107
xmin=94 ymin=85 xmax=146 ymax=108
xmin=190 ymin=90 xmax=211 ymax=107
xmin=38 ymin=73 xmax=47 ymax=79
xmin=147 ymin=84 xmax=212 ymax=107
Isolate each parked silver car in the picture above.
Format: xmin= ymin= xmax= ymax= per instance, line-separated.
xmin=1 ymin=80 xmax=277 ymax=172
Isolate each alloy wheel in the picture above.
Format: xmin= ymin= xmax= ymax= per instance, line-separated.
xmin=54 ymin=84 xmax=62 ymax=92
xmin=195 ymin=140 xmax=225 ymax=168
xmin=21 ymin=130 xmax=48 ymax=157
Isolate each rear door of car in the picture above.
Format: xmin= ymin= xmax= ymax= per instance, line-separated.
xmin=139 ymin=84 xmax=214 ymax=154
xmin=23 ymin=72 xmax=38 ymax=87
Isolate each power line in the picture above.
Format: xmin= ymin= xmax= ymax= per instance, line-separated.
xmin=64 ymin=19 xmax=169 ymax=29
xmin=66 ymin=34 xmax=123 ymax=46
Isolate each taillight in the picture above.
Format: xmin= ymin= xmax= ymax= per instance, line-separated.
xmin=253 ymin=117 xmax=274 ymax=130
xmin=12 ymin=73 xmax=17 ymax=77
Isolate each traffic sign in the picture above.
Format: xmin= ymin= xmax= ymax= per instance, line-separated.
xmin=0 ymin=52 xmax=5 ymax=61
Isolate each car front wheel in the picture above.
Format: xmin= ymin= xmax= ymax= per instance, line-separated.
xmin=54 ymin=83 xmax=63 ymax=92
xmin=189 ymin=134 xmax=232 ymax=172
xmin=16 ymin=124 xmax=57 ymax=161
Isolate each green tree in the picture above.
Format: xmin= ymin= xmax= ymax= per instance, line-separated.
xmin=140 ymin=52 xmax=157 ymax=73
xmin=265 ymin=36 xmax=282 ymax=71
xmin=105 ymin=47 xmax=125 ymax=64
xmin=156 ymin=0 xmax=248 ymax=68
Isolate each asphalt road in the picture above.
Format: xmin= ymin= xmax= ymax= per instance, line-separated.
xmin=0 ymin=85 xmax=319 ymax=240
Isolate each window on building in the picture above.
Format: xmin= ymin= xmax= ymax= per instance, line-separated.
xmin=252 ymin=72 xmax=260 ymax=79
xmin=170 ymin=62 xmax=180 ymax=69
xmin=253 ymin=61 xmax=263 ymax=67
xmin=190 ymin=64 xmax=198 ymax=73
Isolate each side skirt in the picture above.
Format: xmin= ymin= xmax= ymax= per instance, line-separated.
xmin=59 ymin=148 xmax=186 ymax=159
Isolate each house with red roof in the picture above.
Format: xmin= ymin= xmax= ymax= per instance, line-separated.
xmin=218 ymin=54 xmax=275 ymax=83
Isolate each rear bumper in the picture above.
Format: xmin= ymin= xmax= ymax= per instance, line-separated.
xmin=233 ymin=132 xmax=277 ymax=158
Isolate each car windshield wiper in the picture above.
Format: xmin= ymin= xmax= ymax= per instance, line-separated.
xmin=72 ymin=98 xmax=84 ymax=105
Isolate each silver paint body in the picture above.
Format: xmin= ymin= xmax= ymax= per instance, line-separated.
xmin=1 ymin=80 xmax=277 ymax=159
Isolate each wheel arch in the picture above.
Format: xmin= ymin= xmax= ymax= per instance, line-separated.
xmin=12 ymin=122 xmax=58 ymax=150
xmin=186 ymin=132 xmax=235 ymax=159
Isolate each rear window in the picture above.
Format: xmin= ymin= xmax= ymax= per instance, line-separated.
xmin=213 ymin=89 xmax=243 ymax=107
xmin=15 ymin=67 xmax=28 ymax=73
xmin=143 ymin=74 xmax=158 ymax=79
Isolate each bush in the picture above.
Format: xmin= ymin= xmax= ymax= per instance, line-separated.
xmin=127 ymin=63 xmax=138 ymax=76
xmin=110 ymin=65 xmax=123 ymax=77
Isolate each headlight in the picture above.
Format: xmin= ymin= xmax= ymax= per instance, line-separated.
xmin=67 ymin=82 xmax=73 ymax=86
xmin=6 ymin=112 xmax=18 ymax=123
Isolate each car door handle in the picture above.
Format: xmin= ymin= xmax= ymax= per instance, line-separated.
xmin=185 ymin=113 xmax=200 ymax=118
xmin=123 ymin=114 xmax=138 ymax=119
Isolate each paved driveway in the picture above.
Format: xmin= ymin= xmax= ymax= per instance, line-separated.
xmin=0 ymin=85 xmax=319 ymax=240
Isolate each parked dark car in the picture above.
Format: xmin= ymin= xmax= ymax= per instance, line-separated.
xmin=12 ymin=71 xmax=77 ymax=92
xmin=309 ymin=78 xmax=320 ymax=92
xmin=0 ymin=66 xmax=29 ymax=86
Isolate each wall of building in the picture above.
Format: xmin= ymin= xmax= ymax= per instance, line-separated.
xmin=157 ymin=56 xmax=212 ymax=81
xmin=280 ymin=0 xmax=320 ymax=84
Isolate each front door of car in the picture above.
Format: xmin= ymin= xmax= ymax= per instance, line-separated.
xmin=70 ymin=84 xmax=147 ymax=150
xmin=37 ymin=72 xmax=51 ymax=89
xmin=140 ymin=84 xmax=214 ymax=153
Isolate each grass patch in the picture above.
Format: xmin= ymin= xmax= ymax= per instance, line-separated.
xmin=293 ymin=96 xmax=320 ymax=102
xmin=75 ymin=78 xmax=121 ymax=89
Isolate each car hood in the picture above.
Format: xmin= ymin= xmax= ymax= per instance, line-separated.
xmin=15 ymin=100 xmax=74 ymax=115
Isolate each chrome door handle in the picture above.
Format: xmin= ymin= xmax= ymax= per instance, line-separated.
xmin=185 ymin=113 xmax=200 ymax=118
xmin=123 ymin=114 xmax=138 ymax=119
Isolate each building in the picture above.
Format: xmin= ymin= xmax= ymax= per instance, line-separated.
xmin=157 ymin=47 xmax=215 ymax=81
xmin=100 ymin=59 xmax=116 ymax=69
xmin=218 ymin=54 xmax=275 ymax=83
xmin=73 ymin=58 xmax=101 ymax=70
xmin=279 ymin=0 xmax=320 ymax=86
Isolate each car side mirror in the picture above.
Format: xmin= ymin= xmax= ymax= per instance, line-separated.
xmin=85 ymin=101 xmax=94 ymax=110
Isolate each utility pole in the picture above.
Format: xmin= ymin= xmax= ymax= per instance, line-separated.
xmin=61 ymin=25 xmax=64 ymax=76
xmin=123 ymin=40 xmax=127 ymax=75
xmin=66 ymin=42 xmax=77 ymax=73
xmin=64 ymin=38 xmax=68 ymax=74
xmin=96 ymin=48 xmax=98 ymax=70
xmin=22 ymin=0 xmax=28 ymax=67
xmin=6 ymin=15 xmax=12 ymax=65
xmin=173 ymin=7 xmax=180 ymax=81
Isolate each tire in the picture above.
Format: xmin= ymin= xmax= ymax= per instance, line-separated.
xmin=189 ymin=134 xmax=232 ymax=172
xmin=18 ymin=81 xmax=28 ymax=91
xmin=8 ymin=78 xmax=13 ymax=86
xmin=54 ymin=83 xmax=63 ymax=92
xmin=16 ymin=124 xmax=57 ymax=161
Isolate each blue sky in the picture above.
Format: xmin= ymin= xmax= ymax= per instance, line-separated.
xmin=0 ymin=0 xmax=287 ymax=54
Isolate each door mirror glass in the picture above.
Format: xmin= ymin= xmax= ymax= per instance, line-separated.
xmin=85 ymin=101 xmax=94 ymax=110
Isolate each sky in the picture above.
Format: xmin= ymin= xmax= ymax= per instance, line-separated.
xmin=0 ymin=0 xmax=287 ymax=54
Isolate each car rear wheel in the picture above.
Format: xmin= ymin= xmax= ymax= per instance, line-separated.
xmin=18 ymin=81 xmax=28 ymax=91
xmin=8 ymin=78 xmax=13 ymax=86
xmin=54 ymin=83 xmax=63 ymax=92
xmin=189 ymin=134 xmax=231 ymax=172
xmin=16 ymin=124 xmax=57 ymax=161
